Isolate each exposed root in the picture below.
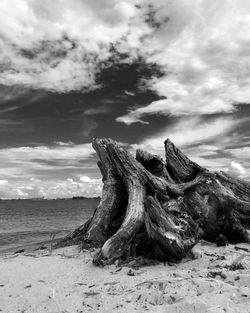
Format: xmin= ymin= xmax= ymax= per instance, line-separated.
xmin=56 ymin=138 xmax=250 ymax=265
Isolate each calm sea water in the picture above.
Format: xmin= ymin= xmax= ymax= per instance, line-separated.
xmin=0 ymin=199 xmax=98 ymax=253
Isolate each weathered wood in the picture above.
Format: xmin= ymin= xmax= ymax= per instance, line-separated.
xmin=136 ymin=149 xmax=174 ymax=182
xmin=96 ymin=181 xmax=145 ymax=264
xmin=144 ymin=196 xmax=199 ymax=261
xmin=164 ymin=138 xmax=204 ymax=182
xmin=57 ymin=137 xmax=250 ymax=265
xmin=84 ymin=161 xmax=126 ymax=246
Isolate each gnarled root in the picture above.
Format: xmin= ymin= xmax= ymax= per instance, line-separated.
xmin=57 ymin=138 xmax=250 ymax=265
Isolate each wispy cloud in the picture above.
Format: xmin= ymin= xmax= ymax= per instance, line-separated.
xmin=140 ymin=116 xmax=238 ymax=150
xmin=226 ymin=147 xmax=250 ymax=161
xmin=0 ymin=143 xmax=94 ymax=163
xmin=84 ymin=104 xmax=111 ymax=116
xmin=130 ymin=116 xmax=250 ymax=179
xmin=54 ymin=141 xmax=74 ymax=146
xmin=0 ymin=142 xmax=96 ymax=181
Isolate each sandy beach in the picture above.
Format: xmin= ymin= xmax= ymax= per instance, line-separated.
xmin=0 ymin=242 xmax=250 ymax=313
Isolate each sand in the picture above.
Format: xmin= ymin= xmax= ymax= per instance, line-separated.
xmin=0 ymin=242 xmax=250 ymax=313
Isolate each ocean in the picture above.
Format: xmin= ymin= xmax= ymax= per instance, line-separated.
xmin=0 ymin=198 xmax=98 ymax=253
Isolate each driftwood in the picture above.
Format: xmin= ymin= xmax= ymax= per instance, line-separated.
xmin=56 ymin=138 xmax=250 ymax=265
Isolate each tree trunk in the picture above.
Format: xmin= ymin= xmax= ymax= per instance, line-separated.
xmin=56 ymin=138 xmax=250 ymax=265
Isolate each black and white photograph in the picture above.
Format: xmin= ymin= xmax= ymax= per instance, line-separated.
xmin=0 ymin=0 xmax=250 ymax=312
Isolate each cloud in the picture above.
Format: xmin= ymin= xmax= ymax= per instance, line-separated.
xmin=116 ymin=110 xmax=150 ymax=125
xmin=1 ymin=0 xmax=250 ymax=195
xmin=184 ymin=144 xmax=220 ymax=158
xmin=0 ymin=143 xmax=94 ymax=163
xmin=0 ymin=141 xmax=105 ymax=198
xmin=1 ymin=0 xmax=250 ymax=124
xmin=140 ymin=116 xmax=237 ymax=151
xmin=116 ymin=0 xmax=250 ymax=123
xmin=128 ymin=116 xmax=249 ymax=175
xmin=17 ymin=188 xmax=29 ymax=198
xmin=223 ymin=146 xmax=250 ymax=180
xmin=84 ymin=104 xmax=110 ymax=116
xmin=52 ymin=177 xmax=102 ymax=199
xmin=0 ymin=85 xmax=28 ymax=105
xmin=0 ymin=0 xmax=139 ymax=92
xmin=124 ymin=90 xmax=135 ymax=96
xmin=127 ymin=114 xmax=250 ymax=179
xmin=225 ymin=161 xmax=247 ymax=178
xmin=0 ymin=175 xmax=102 ymax=199
xmin=226 ymin=147 xmax=250 ymax=161
xmin=80 ymin=176 xmax=97 ymax=183
xmin=54 ymin=141 xmax=74 ymax=146
xmin=82 ymin=118 xmax=98 ymax=138
xmin=0 ymin=142 xmax=96 ymax=183
xmin=30 ymin=177 xmax=41 ymax=182
xmin=116 ymin=95 xmax=236 ymax=125
xmin=0 ymin=179 xmax=8 ymax=185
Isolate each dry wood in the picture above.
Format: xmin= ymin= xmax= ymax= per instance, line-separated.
xmin=56 ymin=138 xmax=250 ymax=265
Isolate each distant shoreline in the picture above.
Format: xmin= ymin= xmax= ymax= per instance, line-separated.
xmin=0 ymin=197 xmax=101 ymax=201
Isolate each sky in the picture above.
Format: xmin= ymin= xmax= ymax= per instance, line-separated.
xmin=0 ymin=0 xmax=250 ymax=199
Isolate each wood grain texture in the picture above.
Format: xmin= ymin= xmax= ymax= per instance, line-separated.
xmin=56 ymin=138 xmax=250 ymax=265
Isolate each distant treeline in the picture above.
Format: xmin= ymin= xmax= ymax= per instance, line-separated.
xmin=72 ymin=196 xmax=101 ymax=200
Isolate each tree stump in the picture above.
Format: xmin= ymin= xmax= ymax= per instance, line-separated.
xmin=56 ymin=138 xmax=250 ymax=265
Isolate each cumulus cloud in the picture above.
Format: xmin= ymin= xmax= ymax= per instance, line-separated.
xmin=0 ymin=176 xmax=102 ymax=199
xmin=16 ymin=188 xmax=29 ymax=198
xmin=55 ymin=177 xmax=102 ymax=199
xmin=0 ymin=0 xmax=139 ymax=92
xmin=80 ymin=176 xmax=100 ymax=183
xmin=1 ymin=0 xmax=250 ymax=114
xmin=223 ymin=146 xmax=250 ymax=180
xmin=0 ymin=179 xmax=8 ymax=185
xmin=116 ymin=0 xmax=250 ymax=123
xmin=0 ymin=142 xmax=104 ymax=198
xmin=225 ymin=161 xmax=247 ymax=178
